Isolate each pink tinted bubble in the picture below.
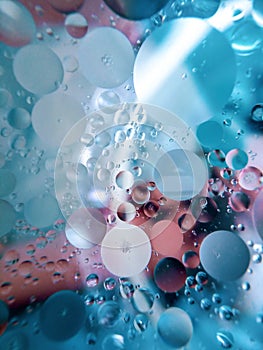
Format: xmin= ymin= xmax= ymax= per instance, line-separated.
xmin=48 ymin=0 xmax=84 ymax=13
xmin=151 ymin=220 xmax=183 ymax=257
xmin=154 ymin=257 xmax=186 ymax=293
xmin=239 ymin=166 xmax=263 ymax=191
xmin=65 ymin=13 xmax=88 ymax=39
xmin=143 ymin=200 xmax=159 ymax=218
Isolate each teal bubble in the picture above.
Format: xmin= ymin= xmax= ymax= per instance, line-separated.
xmin=196 ymin=120 xmax=223 ymax=148
xmin=157 ymin=307 xmax=193 ymax=348
xmin=39 ymin=290 xmax=86 ymax=341
xmin=0 ymin=169 xmax=16 ymax=197
xmin=225 ymin=148 xmax=248 ymax=170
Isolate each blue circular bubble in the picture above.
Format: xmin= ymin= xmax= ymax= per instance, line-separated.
xmin=157 ymin=307 xmax=193 ymax=348
xmin=39 ymin=290 xmax=86 ymax=341
xmin=196 ymin=120 xmax=223 ymax=148
xmin=200 ymin=230 xmax=250 ymax=281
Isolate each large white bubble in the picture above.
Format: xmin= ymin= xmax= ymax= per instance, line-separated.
xmin=32 ymin=93 xmax=85 ymax=147
xmin=79 ymin=27 xmax=134 ymax=88
xmin=101 ymin=224 xmax=151 ymax=277
xmin=13 ymin=45 xmax=64 ymax=95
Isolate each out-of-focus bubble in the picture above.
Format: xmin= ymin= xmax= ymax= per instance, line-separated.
xmin=116 ymin=170 xmax=134 ymax=189
xmin=0 ymin=332 xmax=28 ymax=350
xmin=0 ymin=300 xmax=9 ymax=335
xmin=200 ymin=230 xmax=250 ymax=281
xmin=252 ymin=0 xmax=263 ymax=27
xmin=229 ymin=192 xmax=250 ymax=212
xmin=0 ymin=89 xmax=11 ymax=108
xmin=97 ymin=91 xmax=120 ymax=113
xmin=150 ymin=220 xmax=183 ymax=257
xmin=39 ymin=290 xmax=86 ymax=341
xmin=216 ymin=329 xmax=234 ymax=348
xmin=7 ymin=107 xmax=31 ymax=130
xmin=101 ymin=224 xmax=151 ymax=277
xmin=134 ymin=18 xmax=236 ymax=127
xmin=253 ymin=190 xmax=263 ymax=240
xmin=154 ymin=149 xmax=208 ymax=201
xmin=24 ymin=194 xmax=60 ymax=228
xmin=230 ymin=20 xmax=262 ymax=55
xmin=66 ymin=208 xmax=107 ymax=247
xmin=117 ymin=202 xmax=136 ymax=221
xmin=65 ymin=13 xmax=88 ymax=38
xmin=238 ymin=166 xmax=263 ymax=191
xmin=63 ymin=55 xmax=79 ymax=73
xmin=103 ymin=0 xmax=170 ymax=20
xmin=190 ymin=196 xmax=218 ymax=223
xmin=102 ymin=334 xmax=125 ymax=350
xmin=0 ymin=169 xmax=16 ymax=197
xmin=154 ymin=257 xmax=186 ymax=292
xmin=79 ymin=27 xmax=134 ymax=88
xmin=0 ymin=200 xmax=16 ymax=237
xmin=207 ymin=149 xmax=226 ymax=167
xmin=182 ymin=250 xmax=200 ymax=269
xmin=97 ymin=301 xmax=121 ymax=327
xmin=196 ymin=120 xmax=223 ymax=148
xmin=48 ymin=0 xmax=84 ymax=13
xmin=0 ymin=1 xmax=36 ymax=47
xmin=13 ymin=45 xmax=64 ymax=95
xmin=157 ymin=307 xmax=193 ymax=348
xmin=132 ymin=287 xmax=154 ymax=313
xmin=32 ymin=93 xmax=84 ymax=147
xmin=225 ymin=148 xmax=248 ymax=170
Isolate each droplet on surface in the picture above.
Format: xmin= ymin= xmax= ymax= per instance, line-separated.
xmin=157 ymin=307 xmax=193 ymax=348
xmin=97 ymin=301 xmax=121 ymax=327
xmin=39 ymin=290 xmax=86 ymax=341
xmin=116 ymin=170 xmax=134 ymax=189
xmin=132 ymin=287 xmax=154 ymax=313
xmin=102 ymin=334 xmax=125 ymax=350
xmin=7 ymin=107 xmax=31 ymax=130
xmin=229 ymin=192 xmax=250 ymax=212
xmin=13 ymin=45 xmax=64 ymax=95
xmin=200 ymin=230 xmax=250 ymax=281
xmin=97 ymin=90 xmax=120 ymax=113
xmin=65 ymin=13 xmax=88 ymax=38
xmin=182 ymin=250 xmax=200 ymax=269
xmin=216 ymin=329 xmax=234 ymax=348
